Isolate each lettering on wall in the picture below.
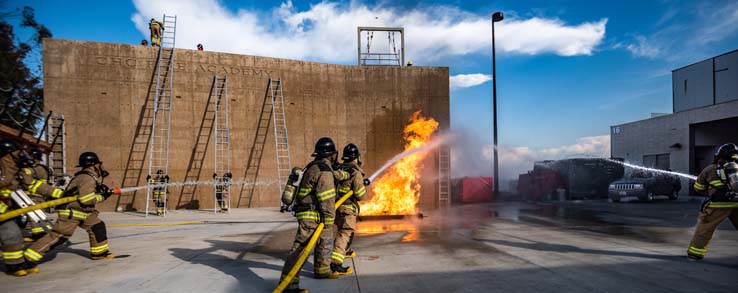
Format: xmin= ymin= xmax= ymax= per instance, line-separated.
xmin=93 ymin=56 xmax=273 ymax=77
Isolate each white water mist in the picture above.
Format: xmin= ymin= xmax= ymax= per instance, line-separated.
xmin=118 ymin=179 xmax=275 ymax=194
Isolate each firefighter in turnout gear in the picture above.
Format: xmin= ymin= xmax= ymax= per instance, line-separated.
xmin=148 ymin=170 xmax=169 ymax=216
xmin=279 ymin=137 xmax=351 ymax=293
xmin=149 ymin=18 xmax=164 ymax=46
xmin=213 ymin=172 xmax=232 ymax=211
xmin=331 ymin=143 xmax=367 ymax=275
xmin=687 ymin=143 xmax=738 ymax=260
xmin=0 ymin=139 xmax=41 ymax=276
xmin=24 ymin=152 xmax=117 ymax=269
xmin=0 ymin=139 xmax=63 ymax=275
xmin=23 ymin=147 xmax=54 ymax=241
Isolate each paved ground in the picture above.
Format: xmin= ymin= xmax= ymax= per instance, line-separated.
xmin=3 ymin=198 xmax=738 ymax=292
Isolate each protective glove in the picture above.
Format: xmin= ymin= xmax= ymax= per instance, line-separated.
xmin=363 ymin=179 xmax=371 ymax=186
xmin=97 ymin=184 xmax=114 ymax=199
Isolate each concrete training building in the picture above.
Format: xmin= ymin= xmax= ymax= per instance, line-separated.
xmin=43 ymin=39 xmax=450 ymax=211
xmin=611 ymin=49 xmax=738 ymax=194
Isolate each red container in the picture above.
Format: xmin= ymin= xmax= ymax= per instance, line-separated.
xmin=460 ymin=177 xmax=494 ymax=203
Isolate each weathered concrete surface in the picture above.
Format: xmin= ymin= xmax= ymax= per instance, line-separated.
xmin=43 ymin=39 xmax=449 ymax=211
xmin=3 ymin=200 xmax=737 ymax=292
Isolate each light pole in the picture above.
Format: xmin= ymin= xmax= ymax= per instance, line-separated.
xmin=491 ymin=11 xmax=503 ymax=197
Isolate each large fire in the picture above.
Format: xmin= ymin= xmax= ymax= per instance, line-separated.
xmin=360 ymin=111 xmax=439 ymax=215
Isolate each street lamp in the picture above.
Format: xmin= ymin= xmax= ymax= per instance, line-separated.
xmin=491 ymin=11 xmax=503 ymax=197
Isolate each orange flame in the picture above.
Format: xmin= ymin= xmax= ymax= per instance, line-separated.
xmin=360 ymin=111 xmax=438 ymax=215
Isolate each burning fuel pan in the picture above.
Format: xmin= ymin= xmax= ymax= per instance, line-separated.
xmin=360 ymin=213 xmax=424 ymax=221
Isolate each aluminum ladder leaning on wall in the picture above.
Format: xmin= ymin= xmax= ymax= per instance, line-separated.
xmin=47 ymin=114 xmax=66 ymax=183
xmin=212 ymin=76 xmax=231 ymax=214
xmin=269 ymin=79 xmax=292 ymax=195
xmin=438 ymin=145 xmax=451 ymax=207
xmin=146 ymin=14 xmax=177 ymax=217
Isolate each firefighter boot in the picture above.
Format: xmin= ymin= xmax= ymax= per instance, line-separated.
xmin=91 ymin=251 xmax=116 ymax=260
xmin=5 ymin=263 xmax=28 ymax=277
xmin=283 ymin=289 xmax=309 ymax=293
xmin=23 ymin=261 xmax=39 ymax=274
xmin=331 ymin=263 xmax=353 ymax=275
xmin=345 ymin=250 xmax=356 ymax=258
xmin=314 ymin=269 xmax=340 ymax=279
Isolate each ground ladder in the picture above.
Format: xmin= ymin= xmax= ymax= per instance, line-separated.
xmin=146 ymin=14 xmax=177 ymax=217
xmin=270 ymin=79 xmax=291 ymax=195
xmin=438 ymin=145 xmax=451 ymax=207
xmin=46 ymin=114 xmax=66 ymax=182
xmin=212 ymin=76 xmax=231 ymax=213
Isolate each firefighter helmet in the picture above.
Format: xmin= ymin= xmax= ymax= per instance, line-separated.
xmin=157 ymin=169 xmax=164 ymax=175
xmin=0 ymin=139 xmax=20 ymax=157
xmin=312 ymin=137 xmax=337 ymax=158
xmin=715 ymin=143 xmax=738 ymax=163
xmin=342 ymin=143 xmax=360 ymax=161
xmin=29 ymin=148 xmax=44 ymax=161
xmin=77 ymin=152 xmax=102 ymax=167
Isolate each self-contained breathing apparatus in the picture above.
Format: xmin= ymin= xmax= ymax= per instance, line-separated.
xmin=716 ymin=161 xmax=738 ymax=202
xmin=281 ymin=167 xmax=305 ymax=212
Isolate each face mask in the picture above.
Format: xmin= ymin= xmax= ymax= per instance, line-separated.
xmin=15 ymin=151 xmax=34 ymax=168
xmin=98 ymin=164 xmax=110 ymax=178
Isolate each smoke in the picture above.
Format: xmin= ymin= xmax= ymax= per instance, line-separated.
xmin=449 ymin=132 xmax=611 ymax=181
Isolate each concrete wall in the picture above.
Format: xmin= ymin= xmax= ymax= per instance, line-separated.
xmin=611 ymin=100 xmax=738 ymax=194
xmin=43 ymin=39 xmax=450 ymax=211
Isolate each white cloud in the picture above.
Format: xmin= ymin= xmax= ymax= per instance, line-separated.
xmin=623 ymin=36 xmax=660 ymax=58
xmin=450 ymin=74 xmax=491 ymax=89
xmin=131 ymin=0 xmax=608 ymax=64
xmin=479 ymin=135 xmax=611 ymax=179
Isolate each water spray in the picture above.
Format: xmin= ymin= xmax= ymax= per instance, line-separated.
xmin=118 ymin=179 xmax=275 ymax=194
xmin=602 ymin=158 xmax=697 ymax=180
xmin=367 ymin=132 xmax=454 ymax=182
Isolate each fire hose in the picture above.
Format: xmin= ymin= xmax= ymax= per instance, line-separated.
xmin=0 ymin=188 xmax=121 ymax=222
xmin=273 ymin=190 xmax=354 ymax=293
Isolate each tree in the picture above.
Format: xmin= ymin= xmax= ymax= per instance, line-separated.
xmin=0 ymin=5 xmax=52 ymax=136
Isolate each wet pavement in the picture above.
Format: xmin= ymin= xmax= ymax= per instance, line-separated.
xmin=2 ymin=198 xmax=737 ymax=292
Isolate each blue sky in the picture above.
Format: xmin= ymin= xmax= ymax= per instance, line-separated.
xmin=7 ymin=0 xmax=738 ymax=178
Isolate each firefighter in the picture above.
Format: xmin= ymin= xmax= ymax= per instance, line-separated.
xmin=687 ymin=143 xmax=738 ymax=260
xmin=23 ymin=147 xmax=54 ymax=241
xmin=149 ymin=18 xmax=164 ymax=47
xmin=0 ymin=139 xmax=39 ymax=276
xmin=331 ymin=143 xmax=367 ymax=275
xmin=148 ymin=170 xmax=168 ymax=216
xmin=24 ymin=152 xmax=117 ymax=268
xmin=279 ymin=137 xmax=349 ymax=293
xmin=213 ymin=172 xmax=231 ymax=212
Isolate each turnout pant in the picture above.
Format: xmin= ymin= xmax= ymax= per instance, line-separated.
xmin=688 ymin=207 xmax=738 ymax=258
xmin=279 ymin=218 xmax=334 ymax=289
xmin=0 ymin=220 xmax=25 ymax=266
xmin=24 ymin=209 xmax=110 ymax=262
xmin=332 ymin=206 xmax=356 ymax=265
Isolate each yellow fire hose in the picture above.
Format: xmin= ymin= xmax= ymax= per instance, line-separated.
xmin=273 ymin=190 xmax=354 ymax=293
xmin=0 ymin=196 xmax=78 ymax=222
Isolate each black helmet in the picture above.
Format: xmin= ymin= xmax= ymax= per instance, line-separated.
xmin=715 ymin=143 xmax=738 ymax=163
xmin=0 ymin=139 xmax=20 ymax=157
xmin=157 ymin=169 xmax=164 ymax=175
xmin=77 ymin=151 xmax=102 ymax=167
xmin=29 ymin=148 xmax=44 ymax=161
xmin=312 ymin=137 xmax=337 ymax=158
xmin=342 ymin=143 xmax=360 ymax=161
